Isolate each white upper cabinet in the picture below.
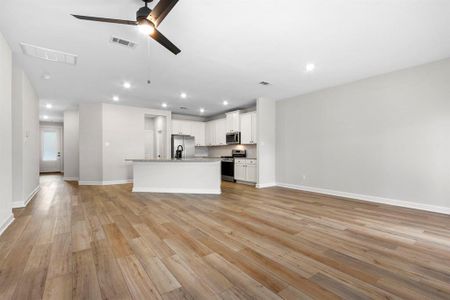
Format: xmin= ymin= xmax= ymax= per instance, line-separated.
xmin=251 ymin=112 xmax=257 ymax=143
xmin=191 ymin=122 xmax=206 ymax=146
xmin=172 ymin=120 xmax=189 ymax=135
xmin=172 ymin=120 xmax=205 ymax=146
xmin=205 ymin=120 xmax=215 ymax=146
xmin=215 ymin=118 xmax=226 ymax=146
xmin=240 ymin=112 xmax=257 ymax=144
xmin=205 ymin=119 xmax=225 ymax=146
xmin=226 ymin=111 xmax=240 ymax=133
xmin=173 ymin=110 xmax=255 ymax=147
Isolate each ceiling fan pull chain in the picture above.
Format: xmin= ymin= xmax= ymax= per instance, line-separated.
xmin=147 ymin=38 xmax=152 ymax=85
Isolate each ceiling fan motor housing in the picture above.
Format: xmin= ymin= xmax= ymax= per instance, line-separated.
xmin=137 ymin=6 xmax=152 ymax=21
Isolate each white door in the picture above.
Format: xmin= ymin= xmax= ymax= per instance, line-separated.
xmin=40 ymin=126 xmax=62 ymax=173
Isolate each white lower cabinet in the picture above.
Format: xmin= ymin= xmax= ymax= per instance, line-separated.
xmin=246 ymin=164 xmax=257 ymax=183
xmin=234 ymin=164 xmax=246 ymax=181
xmin=234 ymin=159 xmax=257 ymax=183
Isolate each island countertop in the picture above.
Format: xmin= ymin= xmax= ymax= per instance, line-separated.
xmin=125 ymin=158 xmax=221 ymax=163
xmin=128 ymin=157 xmax=221 ymax=194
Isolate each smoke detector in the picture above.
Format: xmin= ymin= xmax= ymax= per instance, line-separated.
xmin=20 ymin=43 xmax=78 ymax=65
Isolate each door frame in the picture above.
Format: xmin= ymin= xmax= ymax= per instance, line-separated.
xmin=40 ymin=124 xmax=63 ymax=173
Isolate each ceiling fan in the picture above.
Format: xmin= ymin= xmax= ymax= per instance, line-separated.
xmin=72 ymin=0 xmax=181 ymax=55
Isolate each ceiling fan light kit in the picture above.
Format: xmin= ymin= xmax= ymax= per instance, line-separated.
xmin=72 ymin=0 xmax=180 ymax=55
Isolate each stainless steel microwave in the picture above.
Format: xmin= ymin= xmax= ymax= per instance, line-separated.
xmin=226 ymin=132 xmax=241 ymax=145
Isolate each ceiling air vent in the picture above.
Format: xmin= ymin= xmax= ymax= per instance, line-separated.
xmin=20 ymin=43 xmax=78 ymax=65
xmin=259 ymin=81 xmax=271 ymax=86
xmin=111 ymin=36 xmax=137 ymax=49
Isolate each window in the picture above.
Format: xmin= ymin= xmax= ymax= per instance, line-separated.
xmin=42 ymin=131 xmax=58 ymax=161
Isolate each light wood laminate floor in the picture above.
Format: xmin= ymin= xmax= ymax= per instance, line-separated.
xmin=1 ymin=174 xmax=449 ymax=299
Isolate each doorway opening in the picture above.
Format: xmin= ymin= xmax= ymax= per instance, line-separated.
xmin=144 ymin=115 xmax=167 ymax=159
xmin=40 ymin=125 xmax=63 ymax=173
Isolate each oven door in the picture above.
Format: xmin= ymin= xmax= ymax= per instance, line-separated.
xmin=226 ymin=132 xmax=241 ymax=145
xmin=221 ymin=159 xmax=235 ymax=182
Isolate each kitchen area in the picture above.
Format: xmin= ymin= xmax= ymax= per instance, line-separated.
xmin=170 ymin=108 xmax=258 ymax=185
xmin=127 ymin=107 xmax=257 ymax=194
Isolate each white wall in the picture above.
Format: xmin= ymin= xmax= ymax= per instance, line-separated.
xmin=257 ymin=98 xmax=276 ymax=188
xmin=12 ymin=65 xmax=40 ymax=208
xmin=79 ymin=103 xmax=103 ymax=183
xmin=0 ymin=32 xmax=13 ymax=234
xmin=276 ymin=58 xmax=450 ymax=213
xmin=79 ymin=103 xmax=171 ymax=184
xmin=102 ymin=104 xmax=147 ymax=182
xmin=63 ymin=110 xmax=79 ymax=180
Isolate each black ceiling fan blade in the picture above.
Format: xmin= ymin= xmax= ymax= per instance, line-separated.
xmin=150 ymin=29 xmax=181 ymax=55
xmin=72 ymin=15 xmax=138 ymax=26
xmin=149 ymin=0 xmax=179 ymax=26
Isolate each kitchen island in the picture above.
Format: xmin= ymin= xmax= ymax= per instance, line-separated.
xmin=126 ymin=158 xmax=221 ymax=194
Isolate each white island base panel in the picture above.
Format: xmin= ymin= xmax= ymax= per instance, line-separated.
xmin=131 ymin=160 xmax=221 ymax=194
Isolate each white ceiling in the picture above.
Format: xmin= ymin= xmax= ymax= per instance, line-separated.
xmin=1 ymin=0 xmax=450 ymax=121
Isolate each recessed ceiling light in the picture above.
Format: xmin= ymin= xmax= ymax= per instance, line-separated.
xmin=200 ymin=108 xmax=205 ymax=113
xmin=306 ymin=63 xmax=316 ymax=72
xmin=180 ymin=92 xmax=187 ymax=99
xmin=46 ymin=103 xmax=52 ymax=109
xmin=43 ymin=115 xmax=49 ymax=120
xmin=223 ymin=100 xmax=229 ymax=106
xmin=112 ymin=96 xmax=119 ymax=102
xmin=42 ymin=74 xmax=51 ymax=80
xmin=123 ymin=82 xmax=131 ymax=89
xmin=161 ymin=103 xmax=168 ymax=108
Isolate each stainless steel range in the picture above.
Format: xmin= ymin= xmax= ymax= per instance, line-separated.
xmin=221 ymin=150 xmax=246 ymax=182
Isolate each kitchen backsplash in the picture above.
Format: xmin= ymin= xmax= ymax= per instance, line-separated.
xmin=196 ymin=144 xmax=257 ymax=158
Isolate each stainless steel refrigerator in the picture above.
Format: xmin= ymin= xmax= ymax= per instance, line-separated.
xmin=171 ymin=135 xmax=195 ymax=159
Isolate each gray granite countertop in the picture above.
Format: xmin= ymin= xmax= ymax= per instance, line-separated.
xmin=125 ymin=158 xmax=221 ymax=163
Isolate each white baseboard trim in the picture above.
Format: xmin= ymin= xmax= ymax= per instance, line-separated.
xmin=277 ymin=182 xmax=450 ymax=215
xmin=102 ymin=179 xmax=133 ymax=185
xmin=256 ymin=182 xmax=277 ymax=189
xmin=133 ymin=187 xmax=221 ymax=195
xmin=78 ymin=179 xmax=133 ymax=186
xmin=78 ymin=181 xmax=103 ymax=186
xmin=0 ymin=214 xmax=15 ymax=236
xmin=12 ymin=186 xmax=40 ymax=208
xmin=63 ymin=177 xmax=79 ymax=181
